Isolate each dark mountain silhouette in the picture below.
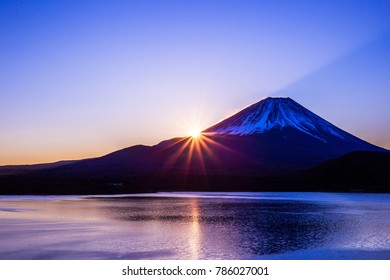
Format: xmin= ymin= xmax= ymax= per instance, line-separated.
xmin=301 ymin=151 xmax=390 ymax=192
xmin=0 ymin=97 xmax=388 ymax=194
xmin=0 ymin=160 xmax=78 ymax=176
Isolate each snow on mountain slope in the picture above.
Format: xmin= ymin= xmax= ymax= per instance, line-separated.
xmin=205 ymin=97 xmax=360 ymax=143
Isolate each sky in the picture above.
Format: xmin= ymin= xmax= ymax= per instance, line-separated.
xmin=1 ymin=0 xmax=389 ymax=165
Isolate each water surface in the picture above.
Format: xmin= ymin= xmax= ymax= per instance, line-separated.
xmin=1 ymin=192 xmax=390 ymax=259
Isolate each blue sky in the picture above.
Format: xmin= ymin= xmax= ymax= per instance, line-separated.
xmin=1 ymin=0 xmax=389 ymax=164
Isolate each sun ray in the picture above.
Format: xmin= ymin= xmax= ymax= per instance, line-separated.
xmin=193 ymin=137 xmax=208 ymax=179
xmin=149 ymin=129 xmax=247 ymax=188
xmin=201 ymin=134 xmax=242 ymax=155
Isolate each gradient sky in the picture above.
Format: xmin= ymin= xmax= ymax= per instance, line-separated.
xmin=1 ymin=0 xmax=389 ymax=165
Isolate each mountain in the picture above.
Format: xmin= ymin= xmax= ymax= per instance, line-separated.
xmin=0 ymin=160 xmax=78 ymax=176
xmin=301 ymin=151 xmax=390 ymax=192
xmin=206 ymin=97 xmax=366 ymax=142
xmin=0 ymin=97 xmax=387 ymax=194
xmin=205 ymin=97 xmax=378 ymax=148
xmin=200 ymin=97 xmax=384 ymax=171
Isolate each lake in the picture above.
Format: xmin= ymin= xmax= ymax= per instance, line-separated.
xmin=1 ymin=192 xmax=390 ymax=259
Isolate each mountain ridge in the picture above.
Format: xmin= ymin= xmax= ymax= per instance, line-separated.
xmin=0 ymin=97 xmax=388 ymax=194
xmin=205 ymin=97 xmax=374 ymax=145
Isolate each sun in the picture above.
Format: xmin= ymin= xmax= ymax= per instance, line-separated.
xmin=189 ymin=128 xmax=201 ymax=138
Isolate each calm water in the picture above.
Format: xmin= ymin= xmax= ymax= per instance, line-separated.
xmin=1 ymin=192 xmax=390 ymax=259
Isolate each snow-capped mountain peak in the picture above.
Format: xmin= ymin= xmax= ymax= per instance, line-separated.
xmin=205 ymin=97 xmax=351 ymax=142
